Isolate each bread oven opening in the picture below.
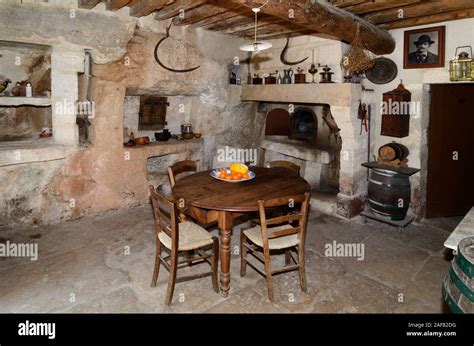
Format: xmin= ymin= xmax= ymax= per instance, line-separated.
xmin=263 ymin=104 xmax=341 ymax=212
xmin=290 ymin=107 xmax=317 ymax=144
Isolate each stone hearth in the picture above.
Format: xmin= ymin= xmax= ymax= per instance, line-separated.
xmin=262 ymin=136 xmax=335 ymax=189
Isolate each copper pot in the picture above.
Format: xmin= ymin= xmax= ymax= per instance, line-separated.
xmin=135 ymin=136 xmax=150 ymax=145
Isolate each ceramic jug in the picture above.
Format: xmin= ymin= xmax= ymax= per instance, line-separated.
xmin=282 ymin=68 xmax=293 ymax=84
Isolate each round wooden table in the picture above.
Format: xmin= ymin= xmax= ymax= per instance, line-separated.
xmin=173 ymin=167 xmax=311 ymax=297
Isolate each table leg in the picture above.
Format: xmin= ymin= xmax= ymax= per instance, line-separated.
xmin=218 ymin=211 xmax=233 ymax=297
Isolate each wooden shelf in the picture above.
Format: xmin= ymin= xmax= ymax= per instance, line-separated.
xmin=361 ymin=161 xmax=420 ymax=176
xmin=0 ymin=96 xmax=51 ymax=107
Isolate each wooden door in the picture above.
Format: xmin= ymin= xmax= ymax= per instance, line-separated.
xmin=426 ymin=84 xmax=474 ymax=217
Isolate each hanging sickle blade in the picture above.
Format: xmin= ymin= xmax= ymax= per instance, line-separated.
xmin=154 ymin=22 xmax=200 ymax=73
xmin=280 ymin=37 xmax=308 ymax=66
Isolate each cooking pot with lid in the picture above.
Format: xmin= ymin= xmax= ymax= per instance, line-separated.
xmin=181 ymin=124 xmax=193 ymax=134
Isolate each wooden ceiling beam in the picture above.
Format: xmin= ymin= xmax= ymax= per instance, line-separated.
xmin=330 ymin=0 xmax=368 ymax=8
xmin=224 ymin=0 xmax=395 ymax=54
xmin=173 ymin=3 xmax=234 ymax=26
xmin=379 ymin=8 xmax=474 ymax=30
xmin=344 ymin=0 xmax=420 ymax=15
xmin=193 ymin=7 xmax=249 ymax=27
xmin=222 ymin=17 xmax=284 ymax=34
xmin=365 ymin=0 xmax=474 ymax=25
xmin=129 ymin=0 xmax=170 ymax=17
xmin=255 ymin=29 xmax=315 ymax=40
xmin=105 ymin=0 xmax=131 ymax=11
xmin=244 ymin=23 xmax=309 ymax=36
xmin=78 ymin=0 xmax=101 ymax=9
xmin=154 ymin=0 xmax=209 ymax=21
xmin=204 ymin=14 xmax=254 ymax=31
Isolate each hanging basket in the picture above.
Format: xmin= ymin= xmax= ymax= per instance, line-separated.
xmin=340 ymin=24 xmax=375 ymax=75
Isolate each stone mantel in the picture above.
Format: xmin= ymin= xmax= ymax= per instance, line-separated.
xmin=240 ymin=84 xmax=362 ymax=107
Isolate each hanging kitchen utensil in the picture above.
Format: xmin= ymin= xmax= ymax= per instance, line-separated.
xmin=280 ymin=37 xmax=308 ymax=66
xmin=154 ymin=21 xmax=200 ymax=73
xmin=365 ymin=57 xmax=398 ymax=85
xmin=358 ymin=101 xmax=368 ymax=135
xmin=322 ymin=106 xmax=340 ymax=143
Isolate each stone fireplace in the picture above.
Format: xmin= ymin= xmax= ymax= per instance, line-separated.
xmin=261 ymin=104 xmax=337 ymax=192
xmin=241 ymin=83 xmax=371 ymax=218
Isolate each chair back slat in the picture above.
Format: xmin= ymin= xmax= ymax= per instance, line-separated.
xmin=261 ymin=194 xmax=307 ymax=208
xmin=267 ymin=160 xmax=300 ymax=176
xmin=168 ymin=160 xmax=199 ymax=187
xmin=267 ymin=227 xmax=300 ymax=239
xmin=266 ymin=212 xmax=302 ymax=225
xmin=257 ymin=192 xmax=311 ymax=247
xmin=149 ymin=185 xmax=178 ymax=242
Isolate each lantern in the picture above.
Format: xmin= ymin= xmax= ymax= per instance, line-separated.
xmin=449 ymin=46 xmax=474 ymax=81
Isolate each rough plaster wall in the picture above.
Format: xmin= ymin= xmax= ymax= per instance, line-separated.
xmin=0 ymin=2 xmax=136 ymax=64
xmin=0 ymin=160 xmax=65 ymax=227
xmin=49 ymin=24 xmax=260 ymax=222
xmin=365 ymin=18 xmax=474 ymax=217
xmin=0 ymin=5 xmax=260 ymax=226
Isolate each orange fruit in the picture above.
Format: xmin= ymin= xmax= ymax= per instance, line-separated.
xmin=237 ymin=173 xmax=242 ymax=178
xmin=242 ymin=173 xmax=249 ymax=179
xmin=229 ymin=163 xmax=248 ymax=174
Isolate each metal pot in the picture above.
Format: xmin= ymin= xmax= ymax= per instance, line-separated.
xmin=181 ymin=124 xmax=193 ymax=133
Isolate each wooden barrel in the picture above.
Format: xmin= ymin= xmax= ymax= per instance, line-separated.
xmin=368 ymin=168 xmax=411 ymax=221
xmin=442 ymin=236 xmax=474 ymax=313
xmin=378 ymin=142 xmax=409 ymax=161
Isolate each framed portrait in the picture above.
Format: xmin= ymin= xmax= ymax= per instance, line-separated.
xmin=403 ymin=25 xmax=445 ymax=69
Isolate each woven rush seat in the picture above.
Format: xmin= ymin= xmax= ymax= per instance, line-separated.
xmin=243 ymin=224 xmax=300 ymax=250
xmin=158 ymin=221 xmax=214 ymax=251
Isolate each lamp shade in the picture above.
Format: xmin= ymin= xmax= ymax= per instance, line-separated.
xmin=239 ymin=41 xmax=272 ymax=52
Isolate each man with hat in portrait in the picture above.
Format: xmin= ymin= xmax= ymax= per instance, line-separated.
xmin=408 ymin=34 xmax=438 ymax=64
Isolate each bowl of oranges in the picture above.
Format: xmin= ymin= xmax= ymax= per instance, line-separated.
xmin=211 ymin=163 xmax=255 ymax=182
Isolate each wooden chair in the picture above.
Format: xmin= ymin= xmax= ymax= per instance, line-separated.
xmin=167 ymin=159 xmax=219 ymax=226
xmin=240 ymin=192 xmax=311 ymax=301
xmin=149 ymin=185 xmax=219 ymax=305
xmin=267 ymin=160 xmax=301 ymax=176
xmin=167 ymin=159 xmax=199 ymax=188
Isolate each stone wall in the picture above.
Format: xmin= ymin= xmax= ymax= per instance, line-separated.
xmin=0 ymin=3 xmax=260 ymax=227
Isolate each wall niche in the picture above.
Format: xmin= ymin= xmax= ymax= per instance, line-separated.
xmin=0 ymin=41 xmax=51 ymax=142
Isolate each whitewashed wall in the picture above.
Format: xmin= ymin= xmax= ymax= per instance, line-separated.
xmin=251 ymin=35 xmax=346 ymax=83
xmin=366 ymin=18 xmax=474 ymax=216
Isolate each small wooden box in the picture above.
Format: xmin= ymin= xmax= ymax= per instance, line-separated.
xmin=294 ymin=73 xmax=306 ymax=84
xmin=381 ymin=82 xmax=411 ymax=138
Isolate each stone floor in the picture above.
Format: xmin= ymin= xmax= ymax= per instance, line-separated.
xmin=0 ymin=205 xmax=461 ymax=313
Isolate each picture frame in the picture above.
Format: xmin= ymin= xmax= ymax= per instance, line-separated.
xmin=403 ymin=25 xmax=445 ymax=69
